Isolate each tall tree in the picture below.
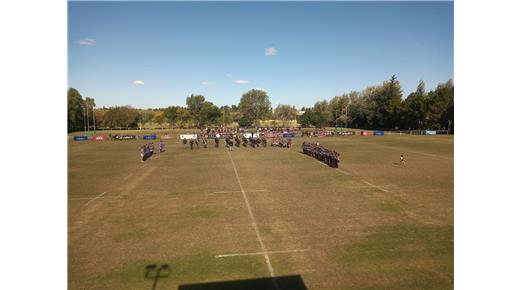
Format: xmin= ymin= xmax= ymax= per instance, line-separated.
xmin=186 ymin=94 xmax=206 ymax=125
xmin=199 ymin=102 xmax=222 ymax=126
xmin=274 ymin=104 xmax=298 ymax=127
xmin=312 ymin=100 xmax=332 ymax=127
xmin=297 ymin=111 xmax=315 ymax=128
xmin=401 ymin=81 xmax=427 ymax=129
xmin=67 ymin=87 xmax=85 ymax=132
xmin=329 ymin=94 xmax=350 ymax=127
xmin=151 ymin=111 xmax=166 ymax=125
xmin=238 ymin=89 xmax=271 ymax=125
xmin=163 ymin=106 xmax=180 ymax=127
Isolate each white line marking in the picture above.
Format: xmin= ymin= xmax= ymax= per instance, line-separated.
xmin=84 ymin=191 xmax=108 ymax=206
xmin=212 ymin=189 xmax=268 ymax=194
xmin=361 ymin=180 xmax=389 ymax=193
xmin=406 ymin=149 xmax=454 ymax=160
xmin=347 ymin=139 xmax=453 ymax=161
xmin=215 ymin=249 xmax=309 ymax=258
xmin=226 ymin=150 xmax=279 ymax=290
xmin=70 ymin=196 xmax=121 ymax=201
xmin=336 ymin=168 xmax=350 ymax=175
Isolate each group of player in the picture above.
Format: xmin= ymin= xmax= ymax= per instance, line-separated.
xmin=139 ymin=141 xmax=166 ymax=162
xmin=223 ymin=135 xmax=268 ymax=150
xmin=302 ymin=141 xmax=340 ymax=168
xmin=271 ymin=136 xmax=292 ymax=148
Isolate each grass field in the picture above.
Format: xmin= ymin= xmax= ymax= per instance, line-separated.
xmin=68 ymin=132 xmax=453 ymax=290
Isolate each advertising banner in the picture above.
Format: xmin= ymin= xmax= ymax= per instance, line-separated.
xmin=91 ymin=135 xmax=107 ymax=141
xmin=73 ymin=135 xmax=89 ymax=141
xmin=360 ymin=131 xmax=370 ymax=136
xmin=373 ymin=131 xmax=385 ymax=136
xmin=143 ymin=134 xmax=157 ymax=140
xmin=179 ymin=134 xmax=198 ymax=140
xmin=426 ymin=130 xmax=437 ymax=135
xmin=283 ymin=132 xmax=295 ymax=138
xmin=161 ymin=134 xmax=173 ymax=140
xmin=113 ymin=134 xmax=136 ymax=140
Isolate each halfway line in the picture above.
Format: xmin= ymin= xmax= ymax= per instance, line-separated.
xmin=226 ymin=150 xmax=280 ymax=290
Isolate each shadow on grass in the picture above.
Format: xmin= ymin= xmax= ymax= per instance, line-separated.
xmin=145 ymin=264 xmax=171 ymax=290
xmin=178 ymin=275 xmax=307 ymax=290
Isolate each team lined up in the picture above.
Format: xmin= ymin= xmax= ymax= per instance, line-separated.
xmin=302 ymin=141 xmax=340 ymax=168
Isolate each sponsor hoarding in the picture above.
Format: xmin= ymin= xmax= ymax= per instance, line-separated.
xmin=91 ymin=135 xmax=107 ymax=141
xmin=73 ymin=135 xmax=89 ymax=141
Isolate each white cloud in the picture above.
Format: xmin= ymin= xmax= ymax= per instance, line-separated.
xmin=265 ymin=47 xmax=278 ymax=56
xmin=132 ymin=80 xmax=144 ymax=86
xmin=201 ymin=81 xmax=213 ymax=85
xmin=78 ymin=38 xmax=96 ymax=45
xmin=235 ymin=80 xmax=250 ymax=84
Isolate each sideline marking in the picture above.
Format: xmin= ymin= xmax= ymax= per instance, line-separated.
xmin=226 ymin=150 xmax=279 ymax=290
xmin=84 ymin=191 xmax=108 ymax=206
xmin=215 ymin=249 xmax=309 ymax=258
xmin=361 ymin=180 xmax=389 ymax=193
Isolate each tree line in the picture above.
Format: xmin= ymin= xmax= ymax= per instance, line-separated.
xmin=298 ymin=76 xmax=453 ymax=131
xmin=68 ymin=75 xmax=453 ymax=133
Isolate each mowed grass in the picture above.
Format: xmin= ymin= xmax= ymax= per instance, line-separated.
xmin=68 ymin=132 xmax=453 ymax=290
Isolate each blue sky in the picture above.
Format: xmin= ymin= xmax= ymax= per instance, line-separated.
xmin=68 ymin=1 xmax=453 ymax=109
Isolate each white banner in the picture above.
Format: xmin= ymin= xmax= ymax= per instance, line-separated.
xmin=179 ymin=134 xmax=198 ymax=140
xmin=242 ymin=133 xmax=260 ymax=138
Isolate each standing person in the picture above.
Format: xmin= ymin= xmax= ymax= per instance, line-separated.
xmin=159 ymin=140 xmax=165 ymax=153
xmin=140 ymin=146 xmax=145 ymax=162
xmin=400 ymin=153 xmax=406 ymax=166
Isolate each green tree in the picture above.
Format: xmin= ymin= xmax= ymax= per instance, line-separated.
xmin=220 ymin=106 xmax=234 ymax=126
xmin=186 ymin=94 xmax=206 ymax=126
xmin=103 ymin=106 xmax=140 ymax=129
xmin=163 ymin=106 xmax=180 ymax=127
xmin=176 ymin=107 xmax=191 ymax=128
xmin=152 ymin=111 xmax=166 ymax=125
xmin=298 ymin=110 xmax=316 ymax=128
xmin=199 ymin=102 xmax=222 ymax=126
xmin=68 ymin=87 xmax=85 ymax=132
xmin=238 ymin=89 xmax=272 ymax=125
xmin=425 ymin=80 xmax=454 ymax=130
xmin=364 ymin=75 xmax=403 ymax=129
xmin=274 ymin=104 xmax=298 ymax=127
xmin=401 ymin=80 xmax=427 ymax=129
xmin=238 ymin=115 xmax=253 ymax=127
xmin=329 ymin=94 xmax=350 ymax=128
xmin=312 ymin=100 xmax=332 ymax=127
